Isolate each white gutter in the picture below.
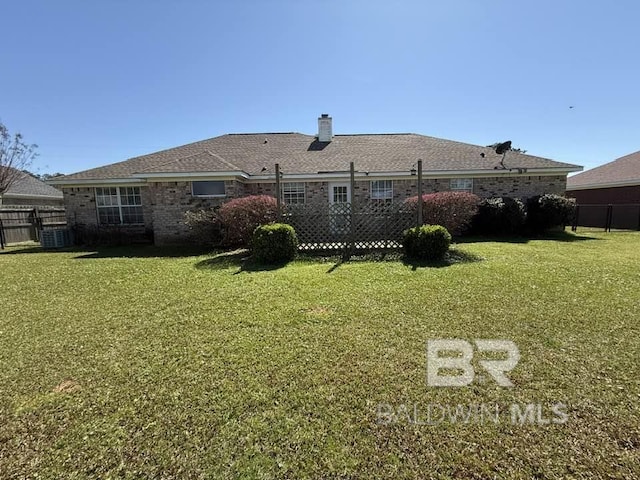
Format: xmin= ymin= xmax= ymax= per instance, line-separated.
xmin=134 ymin=170 xmax=250 ymax=179
xmin=248 ymin=167 xmax=582 ymax=182
xmin=49 ymin=166 xmax=582 ymax=186
xmin=48 ymin=177 xmax=144 ymax=186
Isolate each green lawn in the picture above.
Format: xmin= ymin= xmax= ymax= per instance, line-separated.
xmin=1 ymin=232 xmax=639 ymax=479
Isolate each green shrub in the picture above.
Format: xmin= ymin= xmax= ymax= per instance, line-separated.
xmin=218 ymin=195 xmax=278 ymax=246
xmin=184 ymin=207 xmax=222 ymax=246
xmin=472 ymin=197 xmax=526 ymax=235
xmin=251 ymin=223 xmax=298 ymax=264
xmin=404 ymin=192 xmax=480 ymax=236
xmin=526 ymin=194 xmax=576 ymax=233
xmin=402 ymin=224 xmax=452 ymax=261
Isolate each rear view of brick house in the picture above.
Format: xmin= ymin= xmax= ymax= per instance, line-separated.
xmin=51 ymin=115 xmax=582 ymax=245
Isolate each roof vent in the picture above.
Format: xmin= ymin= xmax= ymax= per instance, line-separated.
xmin=318 ymin=114 xmax=333 ymax=142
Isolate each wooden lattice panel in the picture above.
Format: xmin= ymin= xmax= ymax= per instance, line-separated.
xmin=283 ymin=201 xmax=417 ymax=254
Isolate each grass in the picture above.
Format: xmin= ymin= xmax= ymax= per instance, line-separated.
xmin=0 ymin=231 xmax=639 ymax=479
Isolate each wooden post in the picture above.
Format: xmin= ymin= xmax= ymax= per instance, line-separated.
xmin=0 ymin=217 xmax=4 ymax=249
xmin=34 ymin=206 xmax=41 ymax=242
xmin=417 ymin=159 xmax=423 ymax=227
xmin=605 ymin=204 xmax=613 ymax=232
xmin=347 ymin=161 xmax=356 ymax=259
xmin=572 ymin=205 xmax=579 ymax=232
xmin=275 ymin=163 xmax=282 ymax=221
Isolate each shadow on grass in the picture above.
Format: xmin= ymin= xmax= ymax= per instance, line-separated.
xmin=312 ymin=248 xmax=483 ymax=273
xmin=0 ymin=244 xmax=218 ymax=258
xmin=73 ymin=245 xmax=216 ymax=259
xmin=457 ymin=231 xmax=601 ymax=244
xmin=194 ymin=249 xmax=290 ymax=273
xmin=402 ymin=248 xmax=484 ymax=271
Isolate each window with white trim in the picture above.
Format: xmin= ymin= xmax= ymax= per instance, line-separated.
xmin=282 ymin=182 xmax=305 ymax=204
xmin=192 ymin=181 xmax=226 ymax=197
xmin=95 ymin=187 xmax=144 ymax=225
xmin=371 ymin=180 xmax=393 ymax=202
xmin=450 ymin=178 xmax=473 ymax=193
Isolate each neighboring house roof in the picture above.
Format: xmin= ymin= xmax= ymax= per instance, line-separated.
xmin=1 ymin=169 xmax=63 ymax=199
xmin=567 ymin=150 xmax=640 ymax=190
xmin=51 ymin=132 xmax=581 ymax=184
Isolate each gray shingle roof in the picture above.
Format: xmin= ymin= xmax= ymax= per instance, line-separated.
xmin=54 ymin=132 xmax=581 ymax=182
xmin=2 ymin=170 xmax=63 ymax=198
xmin=567 ymin=150 xmax=640 ymax=189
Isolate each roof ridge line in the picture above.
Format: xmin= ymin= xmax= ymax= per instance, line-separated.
xmin=226 ymin=132 xmax=302 ymax=136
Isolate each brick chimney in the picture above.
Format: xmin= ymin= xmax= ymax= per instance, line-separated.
xmin=317 ymin=114 xmax=333 ymax=142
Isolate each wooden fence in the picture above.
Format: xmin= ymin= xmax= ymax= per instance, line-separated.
xmin=0 ymin=207 xmax=67 ymax=248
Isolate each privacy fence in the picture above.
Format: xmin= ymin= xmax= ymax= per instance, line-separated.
xmin=571 ymin=204 xmax=640 ymax=232
xmin=0 ymin=207 xmax=67 ymax=248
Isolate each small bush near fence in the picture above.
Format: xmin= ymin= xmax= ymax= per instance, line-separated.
xmin=252 ymin=223 xmax=298 ymax=264
xmin=526 ymin=194 xmax=576 ymax=233
xmin=472 ymin=197 xmax=526 ymax=235
xmin=184 ymin=208 xmax=223 ymax=246
xmin=403 ymin=224 xmax=451 ymax=261
xmin=404 ymin=192 xmax=480 ymax=236
xmin=218 ymin=195 xmax=278 ymax=246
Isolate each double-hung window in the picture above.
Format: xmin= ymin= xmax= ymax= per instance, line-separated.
xmin=450 ymin=178 xmax=473 ymax=193
xmin=95 ymin=187 xmax=144 ymax=225
xmin=282 ymin=182 xmax=305 ymax=204
xmin=370 ymin=180 xmax=393 ymax=202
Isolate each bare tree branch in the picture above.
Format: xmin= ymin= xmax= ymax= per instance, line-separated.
xmin=0 ymin=122 xmax=39 ymax=195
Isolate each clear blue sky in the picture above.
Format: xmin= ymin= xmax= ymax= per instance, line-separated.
xmin=2 ymin=0 xmax=639 ymax=175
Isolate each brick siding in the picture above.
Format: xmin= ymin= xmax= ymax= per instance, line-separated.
xmin=63 ymin=174 xmax=567 ymax=245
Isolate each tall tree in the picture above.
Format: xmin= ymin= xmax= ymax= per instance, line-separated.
xmin=0 ymin=122 xmax=38 ymax=194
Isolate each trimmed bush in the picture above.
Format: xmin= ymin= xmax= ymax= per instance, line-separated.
xmin=218 ymin=195 xmax=278 ymax=246
xmin=472 ymin=197 xmax=526 ymax=236
xmin=403 ymin=224 xmax=452 ymax=261
xmin=184 ymin=207 xmax=222 ymax=246
xmin=526 ymin=194 xmax=576 ymax=233
xmin=404 ymin=191 xmax=480 ymax=236
xmin=252 ymin=223 xmax=298 ymax=264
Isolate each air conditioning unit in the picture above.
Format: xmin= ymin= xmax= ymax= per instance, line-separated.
xmin=40 ymin=228 xmax=72 ymax=249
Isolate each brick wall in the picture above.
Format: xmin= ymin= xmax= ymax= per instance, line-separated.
xmin=62 ymin=175 xmax=567 ymax=245
xmin=63 ymin=187 xmax=99 ymax=226
xmin=149 ymin=180 xmax=244 ymax=245
xmin=63 ymin=187 xmax=154 ymax=229
xmin=472 ymin=175 xmax=566 ymax=198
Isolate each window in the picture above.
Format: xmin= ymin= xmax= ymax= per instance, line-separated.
xmin=371 ymin=180 xmax=393 ymax=202
xmin=95 ymin=187 xmax=143 ymax=225
xmin=450 ymin=178 xmax=473 ymax=193
xmin=192 ymin=181 xmax=226 ymax=197
xmin=282 ymin=182 xmax=305 ymax=204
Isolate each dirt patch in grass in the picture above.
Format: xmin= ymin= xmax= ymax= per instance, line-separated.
xmin=52 ymin=379 xmax=81 ymax=394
